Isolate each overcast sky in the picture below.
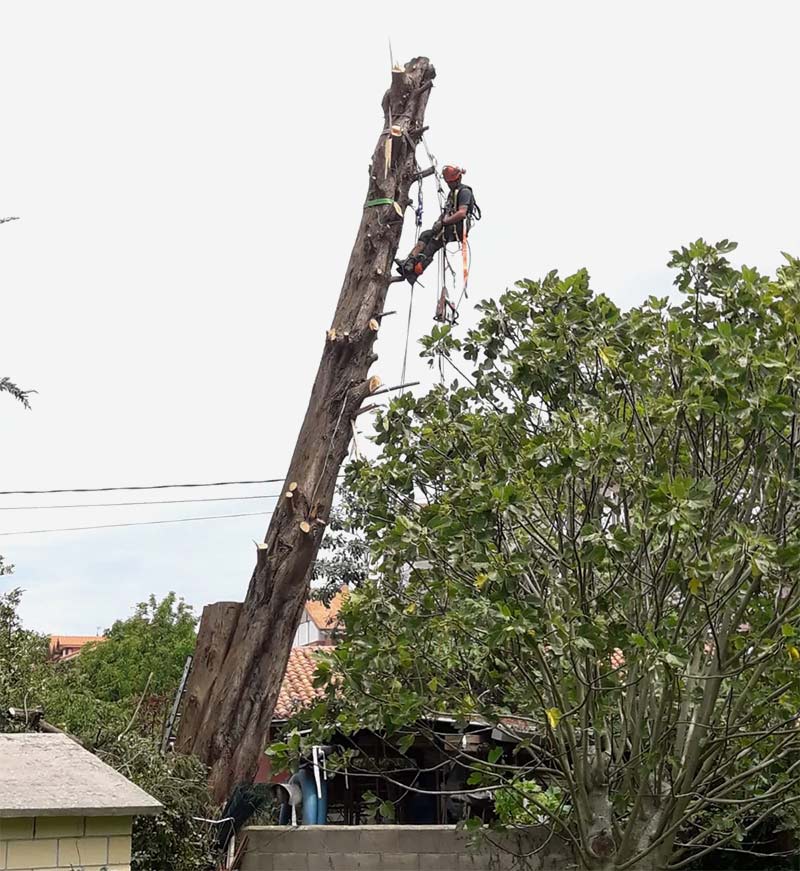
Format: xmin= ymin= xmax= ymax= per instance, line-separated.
xmin=2 ymin=1 xmax=799 ymax=634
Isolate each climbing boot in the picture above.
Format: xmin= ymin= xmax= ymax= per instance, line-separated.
xmin=394 ymin=255 xmax=429 ymax=284
xmin=391 ymin=257 xmax=417 ymax=284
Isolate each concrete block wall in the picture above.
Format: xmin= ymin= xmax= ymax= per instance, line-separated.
xmin=241 ymin=825 xmax=568 ymax=871
xmin=0 ymin=815 xmax=132 ymax=871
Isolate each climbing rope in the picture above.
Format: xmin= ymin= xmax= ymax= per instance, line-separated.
xmin=400 ymin=284 xmax=415 ymax=385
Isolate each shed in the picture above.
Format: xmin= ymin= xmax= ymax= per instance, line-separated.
xmin=0 ymin=732 xmax=161 ymax=871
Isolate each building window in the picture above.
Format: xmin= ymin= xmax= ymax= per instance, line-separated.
xmin=293 ymin=615 xmax=317 ymax=647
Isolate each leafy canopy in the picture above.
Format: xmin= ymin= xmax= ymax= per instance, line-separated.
xmin=77 ymin=591 xmax=197 ymax=703
xmin=0 ymin=590 xmax=215 ymax=871
xmin=0 ymin=588 xmax=49 ymax=720
xmin=295 ymin=241 xmax=800 ymax=870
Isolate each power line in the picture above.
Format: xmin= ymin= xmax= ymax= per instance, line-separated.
xmin=0 ymin=493 xmax=282 ymax=511
xmin=0 ymin=510 xmax=272 ymax=538
xmin=0 ymin=477 xmax=285 ymax=496
xmin=0 ymin=473 xmax=347 ymax=497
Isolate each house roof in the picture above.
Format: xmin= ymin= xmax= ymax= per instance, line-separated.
xmin=0 ymin=733 xmax=162 ymax=818
xmin=49 ymin=635 xmax=106 ymax=654
xmin=275 ymin=645 xmax=331 ymax=720
xmin=273 ymin=653 xmax=541 ymax=741
xmin=304 ymin=589 xmax=347 ymax=630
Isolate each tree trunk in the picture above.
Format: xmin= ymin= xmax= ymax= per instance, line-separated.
xmin=175 ymin=57 xmax=436 ymax=801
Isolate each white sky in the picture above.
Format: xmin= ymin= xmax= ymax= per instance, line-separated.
xmin=2 ymin=1 xmax=798 ymax=634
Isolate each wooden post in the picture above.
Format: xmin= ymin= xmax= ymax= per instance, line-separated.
xmin=175 ymin=57 xmax=436 ymax=800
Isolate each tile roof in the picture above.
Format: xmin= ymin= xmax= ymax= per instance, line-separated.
xmin=304 ymin=588 xmax=347 ymax=630
xmin=50 ymin=635 xmax=106 ymax=648
xmin=49 ymin=636 xmax=106 ymax=657
xmin=274 ymin=645 xmax=331 ymax=720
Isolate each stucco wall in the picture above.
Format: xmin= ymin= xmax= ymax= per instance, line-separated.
xmin=0 ymin=815 xmax=132 ymax=871
xmin=241 ymin=825 xmax=568 ymax=871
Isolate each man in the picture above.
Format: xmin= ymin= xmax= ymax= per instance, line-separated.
xmin=393 ymin=165 xmax=478 ymax=284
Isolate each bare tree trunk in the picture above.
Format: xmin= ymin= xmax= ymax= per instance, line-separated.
xmin=176 ymin=57 xmax=436 ymax=801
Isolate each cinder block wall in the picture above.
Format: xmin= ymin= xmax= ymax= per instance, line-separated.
xmin=241 ymin=825 xmax=567 ymax=871
xmin=0 ymin=815 xmax=132 ymax=871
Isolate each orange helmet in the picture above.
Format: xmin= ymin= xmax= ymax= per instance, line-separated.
xmin=442 ymin=165 xmax=464 ymax=183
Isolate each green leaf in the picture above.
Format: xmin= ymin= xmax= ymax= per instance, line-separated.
xmin=662 ymin=653 xmax=685 ymax=670
xmin=397 ymin=733 xmax=415 ymax=754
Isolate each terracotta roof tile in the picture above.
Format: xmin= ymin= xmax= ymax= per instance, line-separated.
xmin=304 ymin=588 xmax=347 ymax=630
xmin=49 ymin=636 xmax=106 ymax=656
xmin=274 ymin=645 xmax=332 ymax=720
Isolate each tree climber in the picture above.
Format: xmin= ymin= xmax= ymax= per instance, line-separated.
xmin=392 ymin=165 xmax=480 ymax=284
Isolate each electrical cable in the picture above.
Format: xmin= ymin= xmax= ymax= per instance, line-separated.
xmin=0 ymin=510 xmax=272 ymax=537
xmin=0 ymin=493 xmax=281 ymax=511
xmin=0 ymin=476 xmax=342 ymax=497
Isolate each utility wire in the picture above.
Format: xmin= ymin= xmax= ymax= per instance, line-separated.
xmin=0 ymin=493 xmax=281 ymax=511
xmin=0 ymin=474 xmax=346 ymax=497
xmin=0 ymin=478 xmax=285 ymax=496
xmin=0 ymin=510 xmax=272 ymax=537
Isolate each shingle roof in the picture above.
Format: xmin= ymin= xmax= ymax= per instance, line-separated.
xmin=0 ymin=733 xmax=161 ymax=818
xmin=274 ymin=645 xmax=331 ymax=720
xmin=304 ymin=589 xmax=347 ymax=630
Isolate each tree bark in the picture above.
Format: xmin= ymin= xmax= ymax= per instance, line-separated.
xmin=175 ymin=57 xmax=436 ymax=801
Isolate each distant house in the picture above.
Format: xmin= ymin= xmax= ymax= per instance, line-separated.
xmin=0 ymin=732 xmax=160 ymax=871
xmin=292 ymin=589 xmax=346 ymax=647
xmin=48 ymin=635 xmax=106 ymax=662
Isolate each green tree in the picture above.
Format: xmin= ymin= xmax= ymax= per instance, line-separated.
xmin=75 ymin=593 xmax=196 ymax=723
xmin=0 ymin=590 xmax=217 ymax=871
xmin=0 ymin=588 xmax=49 ymax=721
xmin=294 ymin=242 xmax=800 ymax=870
xmin=311 ymin=489 xmax=369 ymax=604
xmin=96 ymin=734 xmax=217 ymax=871
xmin=39 ymin=593 xmax=196 ymax=740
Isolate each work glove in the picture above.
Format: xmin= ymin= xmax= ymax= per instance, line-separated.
xmin=432 ymin=218 xmax=443 ymax=235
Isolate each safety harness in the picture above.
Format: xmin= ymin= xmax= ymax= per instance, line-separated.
xmin=447 ymin=184 xmax=482 ymax=226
